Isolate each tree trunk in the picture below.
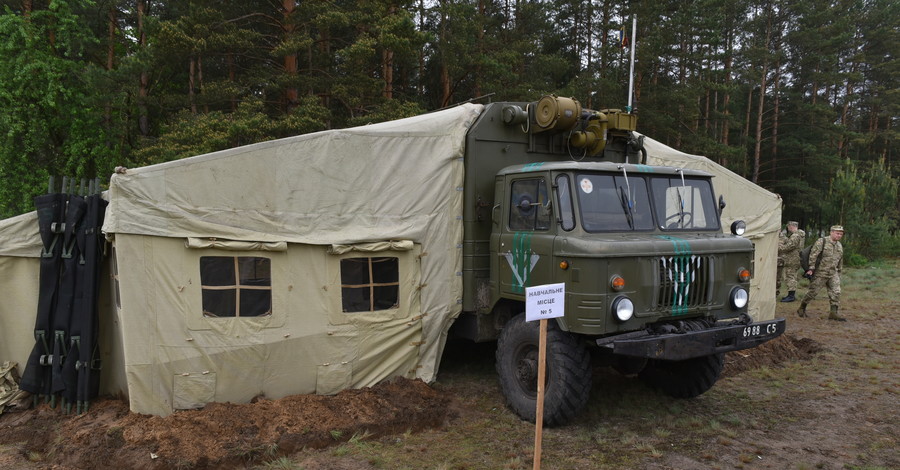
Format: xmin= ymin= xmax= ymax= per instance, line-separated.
xmin=227 ymin=53 xmax=236 ymax=112
xmin=199 ymin=54 xmax=207 ymax=114
xmin=382 ymin=49 xmax=394 ymax=99
xmin=137 ymin=0 xmax=150 ymax=136
xmin=721 ymin=28 xmax=733 ymax=166
xmin=839 ymin=39 xmax=859 ymax=159
xmin=771 ymin=48 xmax=782 ymax=176
xmin=418 ymin=0 xmax=425 ymax=96
xmin=439 ymin=1 xmax=451 ymax=107
xmin=752 ymin=3 xmax=774 ymax=184
xmin=105 ymin=6 xmax=115 ymax=133
xmin=189 ymin=56 xmax=197 ymax=115
xmin=473 ymin=0 xmax=485 ymax=99
xmin=282 ymin=0 xmax=298 ymax=111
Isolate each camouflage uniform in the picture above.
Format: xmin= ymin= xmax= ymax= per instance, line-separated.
xmin=798 ymin=225 xmax=845 ymax=321
xmin=777 ymin=224 xmax=805 ymax=301
xmin=776 ymin=231 xmax=786 ymax=296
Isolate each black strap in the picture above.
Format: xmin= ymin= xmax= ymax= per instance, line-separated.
xmin=813 ymin=238 xmax=825 ymax=271
xmin=20 ymin=193 xmax=66 ymax=396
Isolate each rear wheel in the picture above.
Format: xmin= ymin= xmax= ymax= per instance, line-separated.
xmin=495 ymin=313 xmax=591 ymax=426
xmin=638 ymin=353 xmax=724 ymax=398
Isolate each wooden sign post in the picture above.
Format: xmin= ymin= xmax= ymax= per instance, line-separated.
xmin=525 ymin=283 xmax=565 ymax=470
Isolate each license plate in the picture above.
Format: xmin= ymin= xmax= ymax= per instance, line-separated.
xmin=742 ymin=321 xmax=779 ymax=338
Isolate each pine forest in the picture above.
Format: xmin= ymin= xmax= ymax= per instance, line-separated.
xmin=0 ymin=0 xmax=897 ymax=259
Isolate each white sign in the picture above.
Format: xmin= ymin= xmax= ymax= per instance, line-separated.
xmin=525 ymin=283 xmax=566 ymax=322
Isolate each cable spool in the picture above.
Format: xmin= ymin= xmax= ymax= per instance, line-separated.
xmin=533 ymin=95 xmax=582 ymax=133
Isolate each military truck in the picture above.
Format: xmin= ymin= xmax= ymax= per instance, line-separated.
xmin=452 ymin=95 xmax=785 ymax=425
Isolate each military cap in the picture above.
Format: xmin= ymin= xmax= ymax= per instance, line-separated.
xmin=830 ymin=225 xmax=844 ymax=232
xmin=787 ymin=221 xmax=799 ymax=226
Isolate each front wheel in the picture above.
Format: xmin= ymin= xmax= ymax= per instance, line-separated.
xmin=495 ymin=313 xmax=591 ymax=426
xmin=638 ymin=353 xmax=724 ymax=398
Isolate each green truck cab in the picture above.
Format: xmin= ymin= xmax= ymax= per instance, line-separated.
xmin=453 ymin=96 xmax=785 ymax=425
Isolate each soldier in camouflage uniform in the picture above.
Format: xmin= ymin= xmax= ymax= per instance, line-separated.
xmin=797 ymin=225 xmax=846 ymax=321
xmin=777 ymin=221 xmax=805 ymax=302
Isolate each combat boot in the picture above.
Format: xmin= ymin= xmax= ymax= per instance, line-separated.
xmin=828 ymin=305 xmax=847 ymax=322
xmin=796 ymin=302 xmax=807 ymax=318
xmin=780 ymin=291 xmax=796 ymax=303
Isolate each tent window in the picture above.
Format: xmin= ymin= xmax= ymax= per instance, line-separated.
xmin=200 ymin=256 xmax=272 ymax=317
xmin=340 ymin=257 xmax=399 ymax=312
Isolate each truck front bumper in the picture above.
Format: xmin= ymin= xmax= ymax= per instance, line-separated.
xmin=598 ymin=318 xmax=786 ymax=361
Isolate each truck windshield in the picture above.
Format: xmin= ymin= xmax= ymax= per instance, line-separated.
xmin=576 ymin=174 xmax=654 ymax=231
xmin=573 ymin=173 xmax=720 ymax=232
xmin=650 ymin=176 xmax=719 ymax=231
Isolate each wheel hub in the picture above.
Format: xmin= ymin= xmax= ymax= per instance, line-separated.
xmin=515 ymin=350 xmax=538 ymax=389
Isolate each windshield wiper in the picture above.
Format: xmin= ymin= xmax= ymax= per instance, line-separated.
xmin=619 ymin=186 xmax=634 ymax=229
xmin=675 ymin=169 xmax=687 ymax=228
xmin=618 ymin=165 xmax=635 ymax=229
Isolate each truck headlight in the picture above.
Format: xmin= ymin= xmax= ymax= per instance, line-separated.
xmin=730 ymin=287 xmax=749 ymax=310
xmin=731 ymin=220 xmax=746 ymax=236
xmin=612 ymin=296 xmax=634 ymax=322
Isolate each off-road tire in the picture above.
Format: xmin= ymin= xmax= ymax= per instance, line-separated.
xmin=638 ymin=353 xmax=724 ymax=398
xmin=495 ymin=313 xmax=591 ymax=426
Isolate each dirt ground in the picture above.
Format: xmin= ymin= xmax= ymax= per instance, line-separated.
xmin=1 ymin=269 xmax=897 ymax=469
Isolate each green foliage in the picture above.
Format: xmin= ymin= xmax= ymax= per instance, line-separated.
xmin=822 ymin=159 xmax=900 ymax=260
xmin=346 ymin=99 xmax=425 ymax=127
xmin=131 ymin=97 xmax=328 ymax=166
xmin=0 ymin=1 xmax=117 ymax=217
xmin=0 ymin=0 xmax=895 ymax=262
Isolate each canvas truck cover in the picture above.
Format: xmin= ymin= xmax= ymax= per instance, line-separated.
xmin=640 ymin=134 xmax=782 ymax=320
xmin=100 ymin=103 xmax=484 ymax=415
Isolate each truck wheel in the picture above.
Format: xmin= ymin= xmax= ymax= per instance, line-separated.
xmin=638 ymin=353 xmax=724 ymax=398
xmin=495 ymin=313 xmax=591 ymax=426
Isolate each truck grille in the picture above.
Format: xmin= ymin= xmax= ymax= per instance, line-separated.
xmin=656 ymin=255 xmax=712 ymax=314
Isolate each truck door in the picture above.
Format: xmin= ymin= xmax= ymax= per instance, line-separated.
xmin=495 ymin=175 xmax=555 ymax=297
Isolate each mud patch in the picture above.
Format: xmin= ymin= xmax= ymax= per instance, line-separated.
xmin=723 ymin=333 xmax=823 ymax=377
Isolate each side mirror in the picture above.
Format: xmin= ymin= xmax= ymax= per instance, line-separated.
xmin=718 ymin=195 xmax=726 ymax=215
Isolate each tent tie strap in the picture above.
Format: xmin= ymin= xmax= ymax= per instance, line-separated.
xmin=34 ymin=330 xmax=52 ymax=365
xmin=40 ymin=235 xmax=60 ymax=258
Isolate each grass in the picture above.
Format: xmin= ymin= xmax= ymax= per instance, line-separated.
xmin=253 ymin=457 xmax=303 ymax=470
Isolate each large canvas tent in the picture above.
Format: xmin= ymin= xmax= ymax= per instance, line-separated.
xmin=0 ymin=104 xmax=780 ymax=416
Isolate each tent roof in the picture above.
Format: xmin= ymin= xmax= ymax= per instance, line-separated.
xmin=0 ymin=211 xmax=40 ymax=258
xmin=102 ymin=103 xmax=485 ymax=244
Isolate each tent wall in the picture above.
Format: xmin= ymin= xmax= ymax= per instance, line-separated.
xmin=114 ymin=234 xmax=425 ymax=416
xmin=642 ymin=135 xmax=782 ymax=320
xmin=0 ymin=256 xmax=41 ymax=370
xmin=102 ymin=105 xmax=484 ymax=409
